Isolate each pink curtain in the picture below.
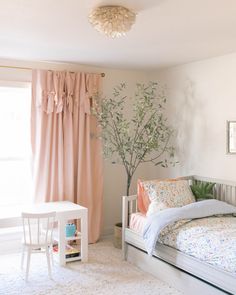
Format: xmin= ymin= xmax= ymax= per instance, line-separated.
xmin=31 ymin=70 xmax=103 ymax=243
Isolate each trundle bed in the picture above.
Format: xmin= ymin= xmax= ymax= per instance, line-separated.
xmin=122 ymin=176 xmax=236 ymax=295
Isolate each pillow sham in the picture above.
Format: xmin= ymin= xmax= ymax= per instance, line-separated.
xmin=137 ymin=178 xmax=195 ymax=215
xmin=145 ymin=180 xmax=195 ymax=216
xmin=137 ymin=178 xmax=179 ymax=214
xmin=137 ymin=179 xmax=151 ymax=214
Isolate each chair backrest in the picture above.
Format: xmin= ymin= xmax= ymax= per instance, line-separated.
xmin=22 ymin=211 xmax=56 ymax=246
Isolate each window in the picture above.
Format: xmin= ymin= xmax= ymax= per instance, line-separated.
xmin=0 ymin=83 xmax=32 ymax=206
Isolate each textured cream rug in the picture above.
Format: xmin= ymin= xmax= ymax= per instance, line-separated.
xmin=0 ymin=238 xmax=182 ymax=295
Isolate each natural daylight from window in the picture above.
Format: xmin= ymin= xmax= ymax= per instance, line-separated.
xmin=0 ymin=84 xmax=32 ymax=206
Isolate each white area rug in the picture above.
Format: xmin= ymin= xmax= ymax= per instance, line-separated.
xmin=0 ymin=239 xmax=182 ymax=295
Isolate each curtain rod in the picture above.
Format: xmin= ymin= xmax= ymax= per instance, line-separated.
xmin=0 ymin=65 xmax=105 ymax=77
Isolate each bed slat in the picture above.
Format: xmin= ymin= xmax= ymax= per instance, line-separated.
xmin=193 ymin=175 xmax=236 ymax=206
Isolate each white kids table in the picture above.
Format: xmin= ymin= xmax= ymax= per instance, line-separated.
xmin=0 ymin=201 xmax=88 ymax=266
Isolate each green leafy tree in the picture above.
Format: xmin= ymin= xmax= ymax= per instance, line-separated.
xmin=93 ymin=82 xmax=176 ymax=196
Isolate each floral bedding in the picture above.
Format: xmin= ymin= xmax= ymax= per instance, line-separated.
xmin=159 ymin=216 xmax=236 ymax=274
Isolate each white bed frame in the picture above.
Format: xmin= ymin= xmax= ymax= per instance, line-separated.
xmin=122 ymin=175 xmax=236 ymax=295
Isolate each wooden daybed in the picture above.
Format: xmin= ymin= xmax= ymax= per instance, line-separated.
xmin=122 ymin=175 xmax=236 ymax=295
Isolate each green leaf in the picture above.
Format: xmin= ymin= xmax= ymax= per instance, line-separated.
xmin=190 ymin=182 xmax=215 ymax=200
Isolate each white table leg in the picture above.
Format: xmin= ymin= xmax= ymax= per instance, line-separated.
xmin=58 ymin=219 xmax=66 ymax=266
xmin=81 ymin=209 xmax=88 ymax=262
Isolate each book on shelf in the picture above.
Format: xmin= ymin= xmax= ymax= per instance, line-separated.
xmin=53 ymin=244 xmax=80 ymax=259
xmin=65 ymin=245 xmax=80 ymax=259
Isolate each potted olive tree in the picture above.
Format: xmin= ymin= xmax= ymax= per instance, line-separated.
xmin=93 ymin=82 xmax=176 ymax=248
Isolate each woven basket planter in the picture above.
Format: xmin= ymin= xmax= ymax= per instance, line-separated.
xmin=113 ymin=222 xmax=122 ymax=249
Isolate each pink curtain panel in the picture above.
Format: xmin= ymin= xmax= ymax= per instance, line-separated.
xmin=31 ymin=70 xmax=103 ymax=243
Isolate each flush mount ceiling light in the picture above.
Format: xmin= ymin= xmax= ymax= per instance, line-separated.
xmin=88 ymin=5 xmax=136 ymax=38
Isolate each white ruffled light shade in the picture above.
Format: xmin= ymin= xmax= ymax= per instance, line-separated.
xmin=88 ymin=5 xmax=136 ymax=38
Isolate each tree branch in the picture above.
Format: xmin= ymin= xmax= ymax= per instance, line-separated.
xmin=142 ymin=131 xmax=172 ymax=163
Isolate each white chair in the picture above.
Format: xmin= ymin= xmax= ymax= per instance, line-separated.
xmin=21 ymin=211 xmax=56 ymax=281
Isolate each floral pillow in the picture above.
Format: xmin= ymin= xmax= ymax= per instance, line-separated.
xmin=137 ymin=178 xmax=180 ymax=215
xmin=144 ymin=180 xmax=195 ymax=216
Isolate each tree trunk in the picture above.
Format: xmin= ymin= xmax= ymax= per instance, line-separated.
xmin=113 ymin=173 xmax=132 ymax=249
xmin=126 ymin=174 xmax=132 ymax=196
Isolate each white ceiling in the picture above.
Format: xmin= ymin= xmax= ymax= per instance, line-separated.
xmin=0 ymin=0 xmax=236 ymax=70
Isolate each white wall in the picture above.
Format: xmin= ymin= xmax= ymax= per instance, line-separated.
xmin=4 ymin=52 xmax=236 ymax=238
xmin=148 ymin=53 xmax=236 ymax=182
xmin=0 ymin=58 xmax=149 ymax=236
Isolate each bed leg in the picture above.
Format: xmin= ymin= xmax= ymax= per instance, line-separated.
xmin=122 ymin=241 xmax=127 ymax=260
